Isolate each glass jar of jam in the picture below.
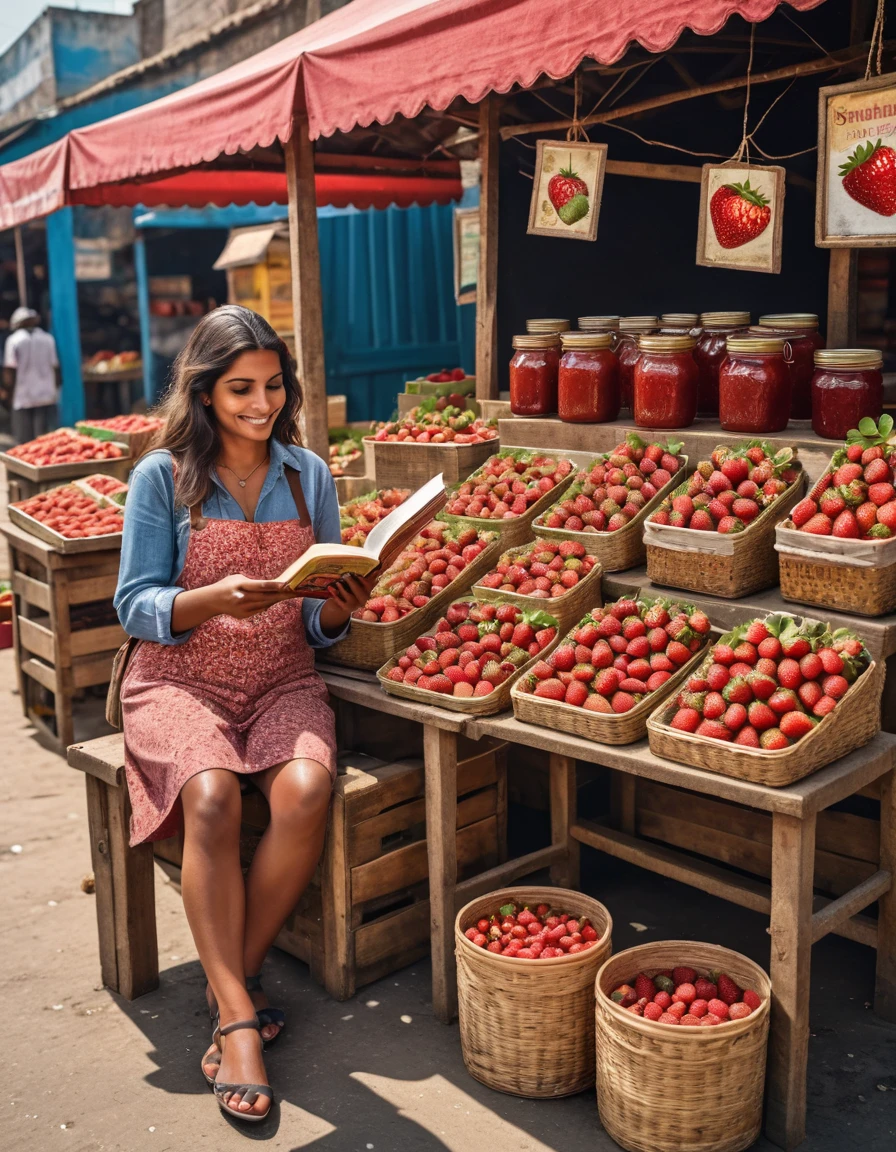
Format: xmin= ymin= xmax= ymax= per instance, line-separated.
xmin=558 ymin=333 xmax=619 ymax=423
xmin=616 ymin=316 xmax=658 ymax=413
xmin=633 ymin=335 xmax=698 ymax=429
xmin=756 ymin=314 xmax=824 ymax=420
xmin=719 ymin=337 xmax=792 ymax=433
xmin=811 ymin=349 xmax=884 ymax=440
xmin=578 ymin=316 xmax=620 ymax=348
xmin=509 ymin=334 xmax=560 ymax=416
xmin=694 ymin=311 xmax=751 ymax=416
xmin=661 ymin=313 xmax=700 ymax=336
xmin=526 ymin=318 xmax=570 ymax=336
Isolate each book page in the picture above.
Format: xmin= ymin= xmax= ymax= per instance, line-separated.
xmin=363 ymin=473 xmax=446 ymax=557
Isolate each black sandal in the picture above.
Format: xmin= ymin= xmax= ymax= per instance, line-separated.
xmin=246 ymin=973 xmax=286 ymax=1044
xmin=208 ymin=1019 xmax=273 ymax=1123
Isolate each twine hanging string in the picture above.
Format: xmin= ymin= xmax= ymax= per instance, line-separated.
xmin=732 ymin=26 xmax=756 ymax=164
xmin=565 ymin=73 xmax=589 ymax=143
xmin=865 ymin=0 xmax=887 ymax=80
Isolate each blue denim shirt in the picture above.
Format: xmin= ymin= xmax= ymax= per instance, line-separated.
xmin=113 ymin=440 xmax=348 ymax=648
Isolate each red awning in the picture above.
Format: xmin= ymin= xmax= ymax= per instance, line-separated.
xmin=1 ymin=0 xmax=826 ymax=228
xmin=0 ymin=139 xmax=69 ymax=228
xmin=69 ymin=169 xmax=462 ymax=210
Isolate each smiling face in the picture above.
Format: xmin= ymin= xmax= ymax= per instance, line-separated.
xmin=204 ymin=349 xmax=285 ymax=443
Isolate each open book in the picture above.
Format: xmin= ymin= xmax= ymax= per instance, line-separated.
xmin=279 ymin=473 xmax=447 ymax=596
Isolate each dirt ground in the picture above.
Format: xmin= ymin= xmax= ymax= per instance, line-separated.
xmin=0 ymin=469 xmax=894 ymax=1152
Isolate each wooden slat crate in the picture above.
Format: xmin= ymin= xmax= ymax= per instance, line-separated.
xmin=1 ymin=521 xmax=124 ymax=751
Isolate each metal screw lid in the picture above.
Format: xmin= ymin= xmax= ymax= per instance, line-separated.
xmin=661 ymin=313 xmax=699 ymax=326
xmin=526 ymin=318 xmax=571 ymax=334
xmin=726 ymin=336 xmax=787 ymax=354
xmin=814 ymin=348 xmax=883 ymax=370
xmin=578 ymin=316 xmax=620 ymax=331
xmin=638 ymin=334 xmax=697 ymax=352
xmin=758 ymin=313 xmax=819 ymax=330
xmin=561 ymin=332 xmax=614 ymax=350
xmin=700 ymin=311 xmax=751 ymax=327
xmin=513 ymin=334 xmax=561 ymax=350
xmin=619 ymin=316 xmax=659 ymax=332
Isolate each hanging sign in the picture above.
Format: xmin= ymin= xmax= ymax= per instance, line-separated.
xmin=453 ymin=207 xmax=479 ymax=304
xmin=74 ymin=239 xmax=112 ymax=282
xmin=816 ymin=72 xmax=896 ymax=247
xmin=527 ymin=140 xmax=607 ymax=242
xmin=696 ymin=163 xmax=785 ymax=274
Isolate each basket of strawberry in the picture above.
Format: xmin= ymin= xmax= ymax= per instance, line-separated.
xmin=471 ymin=537 xmax=602 ymax=631
xmin=647 ymin=614 xmax=881 ymax=786
xmin=439 ymin=449 xmax=577 ymax=546
xmin=76 ymin=414 xmax=163 ymax=459
xmin=511 ymin=596 xmax=712 ymax=745
xmin=73 ymin=473 xmax=128 ymax=507
xmin=776 ymin=418 xmax=896 ymax=616
xmin=532 ymin=434 xmax=687 ymax=571
xmin=455 ymin=886 xmax=612 ymax=1097
xmin=377 ymin=599 xmax=560 ymax=715
xmin=2 ymin=428 xmax=128 ymax=484
xmin=596 ymin=942 xmax=770 ymax=1152
xmin=326 ymin=523 xmax=502 ymax=670
xmin=644 ymin=441 xmax=805 ymax=598
xmin=365 ymin=403 xmax=498 ymax=487
xmin=339 ymin=488 xmax=411 ymax=547
xmin=10 ymin=484 xmax=125 ymax=552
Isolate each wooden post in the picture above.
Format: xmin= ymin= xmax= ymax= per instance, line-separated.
xmin=765 ymin=811 xmax=816 ymax=1151
xmin=284 ymin=121 xmax=328 ymax=461
xmin=14 ymin=226 xmax=27 ymax=307
xmin=875 ymin=768 xmax=896 ymax=1021
xmin=549 ymin=753 xmax=579 ymax=889
xmin=827 ymin=249 xmax=857 ymax=346
xmin=475 ymin=95 xmax=500 ymax=401
xmin=423 ymin=724 xmax=458 ymax=1023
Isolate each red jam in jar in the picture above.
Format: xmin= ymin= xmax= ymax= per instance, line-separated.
xmin=660 ymin=312 xmax=699 ymax=336
xmin=756 ymin=314 xmax=824 ymax=420
xmin=811 ymin=349 xmax=884 ymax=439
xmin=719 ymin=337 xmax=792 ymax=433
xmin=558 ymin=333 xmax=619 ymax=423
xmin=633 ymin=335 xmax=698 ymax=429
xmin=616 ymin=316 xmax=658 ymax=413
xmin=509 ymin=334 xmax=560 ymax=416
xmin=694 ymin=311 xmax=751 ymax=416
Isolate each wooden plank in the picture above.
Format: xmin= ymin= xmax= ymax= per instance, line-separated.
xmin=69 ymin=623 xmax=127 ymax=659
xmin=349 ymin=786 xmax=496 ymax=867
xmin=827 ymin=249 xmax=857 ymax=347
xmin=284 ymin=123 xmax=328 ymax=462
xmin=494 ymin=742 xmax=508 ymax=863
xmin=20 ymin=657 xmax=58 ymax=694
xmin=17 ymin=615 xmax=55 ymax=664
xmin=765 ymin=812 xmax=816 ymax=1151
xmin=475 ymin=94 xmax=499 ymax=401
xmin=71 ymin=651 xmax=117 ymax=688
xmin=322 ymin=788 xmax=354 ymax=1000
xmin=812 ymin=895 xmax=877 ymax=948
xmin=66 ymin=574 xmax=120 ymax=603
xmin=611 ymin=773 xmax=637 ymax=835
xmin=423 ymin=724 xmax=459 ymax=1024
xmin=68 ymin=733 xmax=126 ymax=787
xmin=810 ymin=869 xmax=891 ymax=944
xmin=49 ymin=572 xmax=74 ymax=750
xmin=549 ymin=753 xmax=579 ymax=888
xmin=354 ymin=900 xmax=431 ymax=972
xmin=11 ymin=571 xmax=50 ymax=611
xmin=84 ymin=775 xmax=118 ymax=991
xmin=876 ymin=769 xmax=896 ymax=1021
xmin=605 ymin=159 xmax=702 ymax=183
xmin=453 ymin=844 xmax=567 ymax=907
xmin=321 ymin=672 xmax=467 ymax=732
xmin=106 ymin=782 xmax=158 ymax=1000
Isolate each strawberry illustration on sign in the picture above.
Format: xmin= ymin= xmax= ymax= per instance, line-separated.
xmin=548 ymin=156 xmax=590 ymax=226
xmin=839 ymin=139 xmax=896 ymax=217
xmin=709 ymin=179 xmax=772 ymax=248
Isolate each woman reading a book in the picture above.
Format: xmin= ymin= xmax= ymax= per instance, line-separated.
xmin=114 ymin=305 xmax=373 ymax=1123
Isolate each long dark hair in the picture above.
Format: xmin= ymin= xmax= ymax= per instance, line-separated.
xmin=155 ymin=305 xmax=302 ymax=507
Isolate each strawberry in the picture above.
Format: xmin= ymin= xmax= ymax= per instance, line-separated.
xmin=819 ymin=490 xmax=846 ymax=519
xmin=643 ymin=1001 xmax=663 ymax=1022
xmin=722 ymin=677 xmax=752 ymax=705
xmin=717 ymin=515 xmax=745 ymax=534
xmin=695 ymin=978 xmax=717 ymax=1001
xmin=743 ymin=989 xmax=762 ymax=1011
xmin=863 ymin=457 xmax=891 ymax=485
xmin=551 ymin=644 xmax=576 ymax=672
xmin=822 ymin=673 xmax=849 ymax=699
xmin=833 ymin=462 xmax=864 ymax=487
xmin=747 ymin=701 xmax=778 ymax=731
xmin=732 ymin=498 xmax=759 ymax=523
xmin=716 ymin=973 xmax=742 ymax=1005
xmin=729 ymin=1002 xmax=753 ymax=1021
xmin=635 ymin=973 xmax=657 ymax=1000
xmin=671 ymin=707 xmax=701 ymax=732
xmin=534 ymin=678 xmax=565 ymax=700
xmin=707 ymin=999 xmax=729 ymax=1020
xmin=548 ymin=155 xmax=590 ymax=225
xmin=802 ymin=513 xmax=833 ymax=535
xmin=813 ymin=694 xmax=838 ymax=717
xmin=703 ymin=691 xmax=726 ymax=720
xmin=832 ymin=510 xmax=859 ymax=539
xmin=840 ymin=139 xmax=896 ymax=217
xmin=777 ymin=658 xmax=802 ymax=690
xmin=744 ymin=621 xmax=769 ymax=645
xmin=611 ymin=691 xmax=638 ymax=713
xmin=710 ymin=179 xmax=772 ymax=247
xmin=565 ymin=681 xmax=589 ymax=707
xmin=768 ymin=687 xmax=800 ymax=714
xmin=791 ymin=497 xmax=817 ymax=528
xmin=877 ymin=501 xmax=896 ymax=531
xmin=672 ymin=966 xmax=697 ymax=987
xmin=723 ymin=703 xmax=748 ymax=731
xmin=706 ymin=663 xmax=730 ymax=691
xmin=583 ymin=694 xmax=613 ymax=713
xmin=696 ymin=719 xmax=732 ymax=741
xmin=798 ymin=680 xmax=823 ymax=710
xmin=760 ymin=728 xmax=790 ymax=750
xmin=779 ymin=711 xmax=815 ymax=740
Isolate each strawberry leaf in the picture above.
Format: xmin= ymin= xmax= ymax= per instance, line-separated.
xmin=838 ymin=139 xmax=883 ymax=177
xmin=521 ymin=608 xmax=560 ymax=630
xmin=723 ymin=178 xmax=770 ymax=208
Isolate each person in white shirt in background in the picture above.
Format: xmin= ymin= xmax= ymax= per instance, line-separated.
xmin=2 ymin=306 xmax=60 ymax=443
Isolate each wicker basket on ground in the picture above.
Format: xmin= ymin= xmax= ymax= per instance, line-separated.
xmin=456 ymin=886 xmax=612 ymax=1097
xmin=595 ymin=941 xmax=771 ymax=1152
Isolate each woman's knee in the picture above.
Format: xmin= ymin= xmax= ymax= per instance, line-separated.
xmin=269 ymin=760 xmax=332 ymax=824
xmin=181 ymin=769 xmax=242 ymax=835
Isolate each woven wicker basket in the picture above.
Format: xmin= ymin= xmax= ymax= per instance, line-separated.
xmin=376 ymin=599 xmax=563 ymax=716
xmin=510 ymin=630 xmax=714 ymax=746
xmin=456 ymin=886 xmax=612 ymax=1097
xmin=776 ymin=519 xmax=896 ymax=617
xmin=471 ymin=549 xmax=603 ymax=634
xmin=532 ymin=454 xmax=689 ymax=572
xmin=644 ymin=470 xmax=805 ymax=598
xmin=647 ymin=658 xmax=883 ymax=787
xmin=367 ymin=436 xmax=497 ymax=488
xmin=325 ymin=533 xmax=503 ymax=670
xmin=595 ymin=941 xmax=770 ymax=1152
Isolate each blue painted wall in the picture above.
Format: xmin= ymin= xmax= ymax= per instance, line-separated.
xmin=46 ymin=207 xmax=84 ymax=426
xmin=51 ymin=12 xmax=139 ymax=102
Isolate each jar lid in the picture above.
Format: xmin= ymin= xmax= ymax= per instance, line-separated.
xmin=758 ymin=313 xmax=819 ymax=330
xmin=638 ymin=334 xmax=697 ymax=352
xmin=619 ymin=315 xmax=659 ymax=332
xmin=814 ymin=348 xmax=883 ymax=370
xmin=661 ymin=313 xmax=699 ymax=326
xmin=561 ymin=332 xmax=614 ymax=350
xmin=526 ymin=317 xmax=570 ymax=334
xmin=726 ymin=336 xmax=787 ymax=354
xmin=700 ymin=311 xmax=751 ymax=327
xmin=578 ymin=315 xmax=620 ymax=331
xmin=513 ymin=334 xmax=560 ymax=350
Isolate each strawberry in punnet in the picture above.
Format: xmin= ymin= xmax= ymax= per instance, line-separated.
xmin=710 ymin=178 xmax=772 ymax=247
xmin=840 ymin=139 xmax=896 ymax=217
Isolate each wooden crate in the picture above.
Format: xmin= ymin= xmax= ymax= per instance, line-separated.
xmin=1 ymin=522 xmax=125 ymax=752
xmin=3 ymin=447 xmax=131 ymax=504
xmin=367 ymin=435 xmax=498 ymax=489
xmin=180 ymin=742 xmax=508 ymax=999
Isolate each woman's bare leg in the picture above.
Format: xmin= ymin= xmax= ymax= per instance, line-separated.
xmin=180 ymin=769 xmax=270 ymax=1117
xmin=240 ymin=758 xmax=332 ymax=1029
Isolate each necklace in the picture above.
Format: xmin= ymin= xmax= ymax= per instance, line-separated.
xmin=218 ymin=456 xmax=269 ymax=488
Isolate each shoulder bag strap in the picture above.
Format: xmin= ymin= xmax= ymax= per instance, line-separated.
xmin=284 ymin=466 xmax=313 ymax=533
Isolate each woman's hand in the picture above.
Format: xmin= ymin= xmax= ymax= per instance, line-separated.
xmin=212 ymin=574 xmax=299 ymax=620
xmin=319 ymin=573 xmax=379 ymax=636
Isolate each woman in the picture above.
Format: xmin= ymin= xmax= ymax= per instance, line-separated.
xmin=114 ymin=306 xmax=373 ymax=1122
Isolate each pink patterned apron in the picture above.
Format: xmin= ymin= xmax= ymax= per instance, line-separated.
xmin=121 ymin=505 xmax=337 ymax=847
